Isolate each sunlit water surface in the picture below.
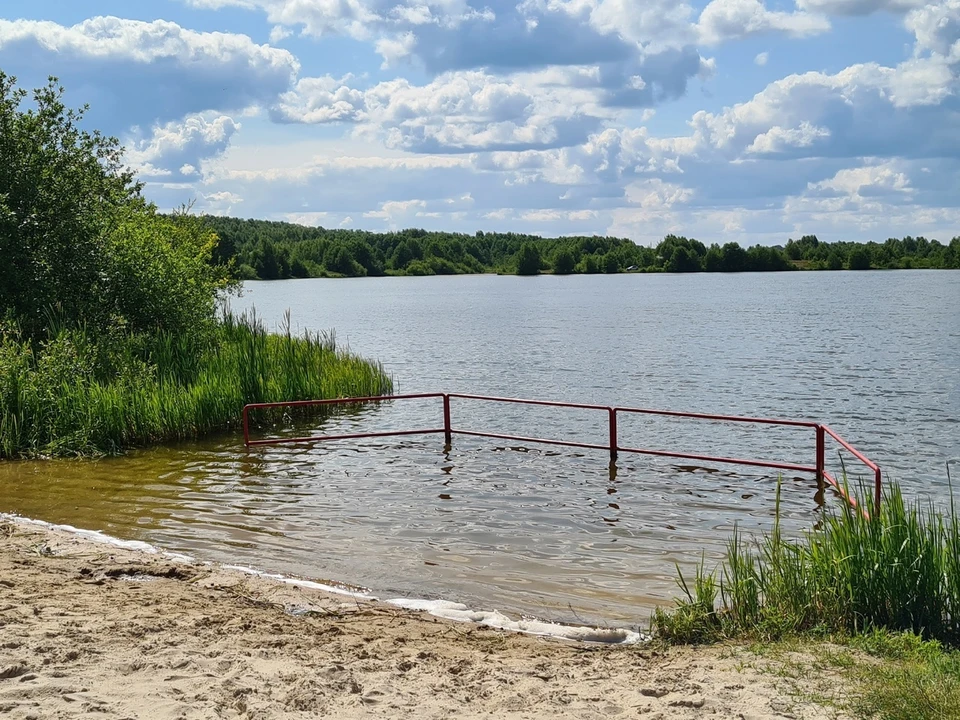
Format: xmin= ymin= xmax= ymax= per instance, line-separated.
xmin=2 ymin=271 xmax=958 ymax=626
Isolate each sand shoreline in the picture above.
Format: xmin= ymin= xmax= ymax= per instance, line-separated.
xmin=0 ymin=516 xmax=846 ymax=718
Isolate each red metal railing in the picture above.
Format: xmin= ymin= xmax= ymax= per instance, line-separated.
xmin=242 ymin=393 xmax=883 ymax=513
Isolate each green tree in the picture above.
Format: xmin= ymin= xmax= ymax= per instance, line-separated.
xmin=826 ymin=249 xmax=844 ymax=270
xmin=516 ymin=243 xmax=541 ymax=276
xmin=667 ymin=246 xmax=701 ymax=273
xmin=552 ymin=248 xmax=575 ymax=274
xmin=848 ymin=246 xmax=871 ymax=270
xmin=0 ymin=74 xmax=232 ymax=342
xmin=703 ymin=246 xmax=723 ymax=272
xmin=103 ymin=209 xmax=229 ymax=340
xmin=720 ymin=243 xmax=749 ymax=272
xmin=0 ymin=73 xmax=140 ymax=337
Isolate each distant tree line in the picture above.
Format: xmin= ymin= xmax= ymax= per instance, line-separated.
xmin=199 ymin=216 xmax=960 ymax=280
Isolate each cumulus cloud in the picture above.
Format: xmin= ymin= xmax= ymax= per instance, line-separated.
xmin=271 ymin=75 xmax=366 ymax=123
xmin=0 ymin=16 xmax=298 ymax=132
xmin=697 ymin=0 xmax=830 ymax=45
xmin=272 ymin=70 xmax=609 ymax=152
xmin=687 ymin=58 xmax=960 ymax=162
xmin=180 ymin=0 xmax=711 ymax=99
xmin=745 ymin=121 xmax=830 ymax=154
xmin=906 ymin=0 xmax=960 ymax=61
xmin=125 ymin=114 xmax=240 ymax=180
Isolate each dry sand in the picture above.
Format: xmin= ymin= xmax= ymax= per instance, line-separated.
xmin=0 ymin=517 xmax=848 ymax=719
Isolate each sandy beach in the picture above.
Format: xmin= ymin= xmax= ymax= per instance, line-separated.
xmin=0 ymin=517 xmax=848 ymax=719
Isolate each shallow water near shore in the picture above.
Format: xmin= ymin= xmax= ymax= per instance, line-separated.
xmin=2 ymin=270 xmax=958 ymax=626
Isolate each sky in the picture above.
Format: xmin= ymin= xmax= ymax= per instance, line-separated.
xmin=1 ymin=0 xmax=959 ymax=246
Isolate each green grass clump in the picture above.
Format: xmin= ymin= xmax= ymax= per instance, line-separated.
xmin=653 ymin=479 xmax=960 ymax=647
xmin=0 ymin=310 xmax=393 ymax=457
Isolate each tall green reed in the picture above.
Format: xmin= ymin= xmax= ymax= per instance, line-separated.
xmin=0 ymin=311 xmax=393 ymax=457
xmin=654 ymin=475 xmax=960 ymax=647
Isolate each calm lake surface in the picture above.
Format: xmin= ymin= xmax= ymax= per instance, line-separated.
xmin=3 ymin=271 xmax=958 ymax=626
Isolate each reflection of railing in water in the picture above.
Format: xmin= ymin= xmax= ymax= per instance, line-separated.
xmin=242 ymin=393 xmax=883 ymax=514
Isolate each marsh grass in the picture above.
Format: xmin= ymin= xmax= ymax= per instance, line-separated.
xmin=653 ymin=477 xmax=960 ymax=647
xmin=0 ymin=310 xmax=393 ymax=457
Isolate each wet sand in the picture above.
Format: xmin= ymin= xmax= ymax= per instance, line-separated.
xmin=0 ymin=517 xmax=848 ymax=719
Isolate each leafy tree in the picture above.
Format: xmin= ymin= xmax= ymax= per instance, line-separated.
xmin=553 ymin=248 xmax=575 ymax=274
xmin=324 ymin=244 xmax=364 ymax=276
xmin=103 ymin=209 xmax=229 ymax=341
xmin=0 ymin=73 xmax=231 ymax=343
xmin=667 ymin=246 xmax=701 ymax=273
xmin=516 ymin=243 xmax=541 ymax=276
xmin=703 ymin=246 xmax=723 ymax=272
xmin=0 ymin=73 xmax=140 ymax=337
xmin=720 ymin=242 xmax=749 ymax=272
xmin=827 ymin=250 xmax=844 ymax=270
xmin=848 ymin=246 xmax=871 ymax=270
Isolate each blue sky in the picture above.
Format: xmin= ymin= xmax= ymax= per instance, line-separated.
xmin=2 ymin=0 xmax=958 ymax=245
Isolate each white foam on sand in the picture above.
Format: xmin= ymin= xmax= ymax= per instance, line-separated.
xmin=1 ymin=514 xmax=195 ymax=562
xmin=387 ymin=598 xmax=646 ymax=645
xmin=3 ymin=513 xmax=647 ymax=645
xmin=222 ymin=564 xmax=377 ymax=601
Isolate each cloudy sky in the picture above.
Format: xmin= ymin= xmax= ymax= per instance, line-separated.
xmin=2 ymin=1 xmax=959 ymax=245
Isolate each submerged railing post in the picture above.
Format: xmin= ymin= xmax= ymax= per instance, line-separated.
xmin=609 ymin=407 xmax=618 ymax=464
xmin=241 ymin=394 xmax=881 ymax=517
xmin=815 ymin=424 xmax=825 ymax=486
xmin=443 ymin=394 xmax=452 ymax=446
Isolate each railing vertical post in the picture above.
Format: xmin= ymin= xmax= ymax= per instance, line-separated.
xmin=443 ymin=394 xmax=452 ymax=446
xmin=609 ymin=407 xmax=618 ymax=464
xmin=815 ymin=424 xmax=825 ymax=486
xmin=243 ymin=405 xmax=250 ymax=448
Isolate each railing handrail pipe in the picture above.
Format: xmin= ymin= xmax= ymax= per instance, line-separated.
xmin=242 ymin=392 xmax=882 ymax=514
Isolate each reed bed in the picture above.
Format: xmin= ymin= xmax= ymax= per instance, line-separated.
xmin=653 ymin=478 xmax=960 ymax=647
xmin=0 ymin=311 xmax=393 ymax=457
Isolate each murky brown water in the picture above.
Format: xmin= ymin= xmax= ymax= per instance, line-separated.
xmin=2 ymin=271 xmax=958 ymax=626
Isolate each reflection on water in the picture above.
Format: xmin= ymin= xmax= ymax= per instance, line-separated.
xmin=2 ymin=271 xmax=958 ymax=625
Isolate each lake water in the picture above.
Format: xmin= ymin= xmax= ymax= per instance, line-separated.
xmin=2 ymin=271 xmax=958 ymax=627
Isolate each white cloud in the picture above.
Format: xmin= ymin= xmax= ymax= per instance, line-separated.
xmin=276 ymin=70 xmax=608 ymax=152
xmin=125 ymin=114 xmax=241 ymax=179
xmin=746 ymin=121 xmax=830 ymax=154
xmin=363 ymin=199 xmax=428 ymax=219
xmin=906 ymin=0 xmax=960 ymax=61
xmin=808 ymin=162 xmax=913 ymax=197
xmin=0 ymin=17 xmax=298 ymax=131
xmin=199 ymin=190 xmax=244 ymax=215
xmin=697 ymin=0 xmax=830 ymax=44
xmin=269 ymin=24 xmax=292 ymax=42
xmin=687 ymin=56 xmax=959 ymax=162
xmin=375 ymin=31 xmax=417 ymax=67
xmin=625 ymin=179 xmax=694 ymax=209
xmin=272 ymin=76 xmax=366 ymax=123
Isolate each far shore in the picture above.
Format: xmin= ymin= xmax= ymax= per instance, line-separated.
xmin=0 ymin=515 xmax=850 ymax=719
